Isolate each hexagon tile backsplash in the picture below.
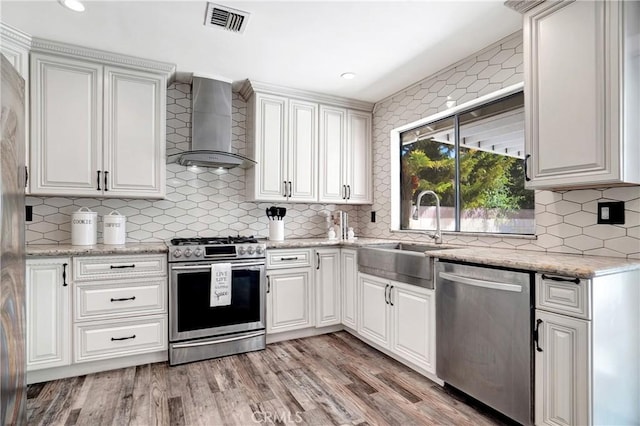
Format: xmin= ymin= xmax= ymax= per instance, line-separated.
xmin=25 ymin=85 xmax=358 ymax=244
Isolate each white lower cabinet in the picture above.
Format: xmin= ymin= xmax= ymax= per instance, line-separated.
xmin=535 ymin=310 xmax=590 ymax=426
xmin=26 ymin=258 xmax=71 ymax=371
xmin=340 ymin=249 xmax=358 ymax=329
xmin=358 ymin=273 xmax=391 ymax=347
xmin=266 ymin=265 xmax=313 ymax=334
xmin=357 ymin=272 xmax=435 ymax=374
xmin=391 ymin=283 xmax=435 ymax=373
xmin=315 ymin=248 xmax=341 ymax=327
xmin=534 ymin=271 xmax=640 ymax=426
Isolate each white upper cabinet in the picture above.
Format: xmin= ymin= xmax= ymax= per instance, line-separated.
xmin=242 ymin=81 xmax=373 ymax=204
xmin=524 ymin=0 xmax=640 ymax=188
xmin=247 ymin=93 xmax=317 ymax=202
xmin=103 ymin=66 xmax=165 ymax=198
xmin=319 ymin=106 xmax=373 ymax=204
xmin=29 ymin=39 xmax=173 ymax=198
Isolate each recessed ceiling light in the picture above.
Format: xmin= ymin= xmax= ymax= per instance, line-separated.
xmin=58 ymin=0 xmax=85 ymax=12
xmin=340 ymin=72 xmax=356 ymax=80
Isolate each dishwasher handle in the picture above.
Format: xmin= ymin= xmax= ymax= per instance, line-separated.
xmin=438 ymin=271 xmax=523 ymax=293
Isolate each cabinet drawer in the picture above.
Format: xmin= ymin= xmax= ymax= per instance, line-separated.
xmin=74 ymin=254 xmax=167 ymax=281
xmin=74 ymin=315 xmax=167 ymax=363
xmin=536 ymin=274 xmax=591 ymax=319
xmin=75 ymin=277 xmax=166 ymax=321
xmin=267 ymin=249 xmax=313 ymax=269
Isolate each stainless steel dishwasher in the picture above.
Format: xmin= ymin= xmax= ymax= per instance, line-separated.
xmin=436 ymin=261 xmax=534 ymax=426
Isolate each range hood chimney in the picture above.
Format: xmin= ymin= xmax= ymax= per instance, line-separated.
xmin=172 ymin=76 xmax=256 ymax=169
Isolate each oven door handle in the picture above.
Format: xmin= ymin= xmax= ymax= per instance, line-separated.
xmin=171 ymin=331 xmax=265 ymax=348
xmin=171 ymin=262 xmax=265 ymax=270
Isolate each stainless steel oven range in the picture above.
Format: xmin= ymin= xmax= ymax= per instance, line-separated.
xmin=167 ymin=236 xmax=266 ymax=365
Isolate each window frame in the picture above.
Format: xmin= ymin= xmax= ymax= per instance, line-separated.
xmin=390 ymin=82 xmax=532 ymax=236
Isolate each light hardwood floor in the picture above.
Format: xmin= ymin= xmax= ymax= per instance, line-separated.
xmin=27 ymin=331 xmax=511 ymax=425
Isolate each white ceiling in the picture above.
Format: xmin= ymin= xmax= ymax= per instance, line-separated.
xmin=1 ymin=0 xmax=522 ymax=102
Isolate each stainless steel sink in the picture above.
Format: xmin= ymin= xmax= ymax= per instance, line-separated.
xmin=357 ymin=243 xmax=450 ymax=289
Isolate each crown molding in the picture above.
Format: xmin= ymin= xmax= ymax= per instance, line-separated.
xmin=31 ymin=37 xmax=176 ymax=77
xmin=238 ymin=79 xmax=374 ymax=112
xmin=504 ymin=0 xmax=545 ymax=14
xmin=0 ymin=22 xmax=32 ymax=50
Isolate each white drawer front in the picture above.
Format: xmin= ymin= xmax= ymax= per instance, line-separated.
xmin=267 ymin=249 xmax=313 ymax=269
xmin=536 ymin=274 xmax=591 ymax=319
xmin=74 ymin=254 xmax=167 ymax=281
xmin=75 ymin=278 xmax=166 ymax=321
xmin=75 ymin=316 xmax=167 ymax=362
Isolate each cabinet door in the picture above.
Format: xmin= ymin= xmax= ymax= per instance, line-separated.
xmin=267 ymin=268 xmax=313 ymax=334
xmin=103 ymin=66 xmax=166 ymax=198
xmin=318 ymin=105 xmax=346 ymax=203
xmin=30 ymin=53 xmax=103 ymax=196
xmin=345 ymin=110 xmax=372 ymax=203
xmin=288 ymin=99 xmax=318 ymax=202
xmin=341 ymin=249 xmax=358 ymax=329
xmin=535 ymin=310 xmax=590 ymax=426
xmin=391 ymin=282 xmax=435 ymax=373
xmin=254 ymin=93 xmax=288 ymax=201
xmin=358 ymin=273 xmax=390 ymax=348
xmin=315 ymin=249 xmax=341 ymax=327
xmin=525 ymin=0 xmax=624 ymax=187
xmin=26 ymin=258 xmax=71 ymax=371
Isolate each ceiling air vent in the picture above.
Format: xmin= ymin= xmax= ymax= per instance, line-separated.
xmin=204 ymin=3 xmax=250 ymax=34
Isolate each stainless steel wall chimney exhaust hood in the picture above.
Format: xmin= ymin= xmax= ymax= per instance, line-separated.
xmin=168 ymin=76 xmax=256 ymax=169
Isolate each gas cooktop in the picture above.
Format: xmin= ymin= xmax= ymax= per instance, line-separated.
xmin=167 ymin=235 xmax=266 ymax=262
xmin=169 ymin=235 xmax=259 ymax=246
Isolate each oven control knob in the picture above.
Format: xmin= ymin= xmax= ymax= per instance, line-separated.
xmin=247 ymin=246 xmax=256 ymax=255
xmin=194 ymin=248 xmax=203 ymax=257
xmin=173 ymin=249 xmax=182 ymax=258
xmin=237 ymin=246 xmax=247 ymax=255
xmin=184 ymin=248 xmax=193 ymax=258
xmin=255 ymin=246 xmax=264 ymax=255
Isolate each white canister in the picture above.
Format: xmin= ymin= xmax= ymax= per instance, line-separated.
xmin=103 ymin=210 xmax=127 ymax=245
xmin=269 ymin=220 xmax=285 ymax=241
xmin=71 ymin=207 xmax=97 ymax=246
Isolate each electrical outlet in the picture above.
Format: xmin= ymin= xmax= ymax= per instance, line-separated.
xmin=371 ymin=211 xmax=376 ymax=222
xmin=25 ymin=205 xmax=33 ymax=222
xmin=597 ymin=201 xmax=624 ymax=224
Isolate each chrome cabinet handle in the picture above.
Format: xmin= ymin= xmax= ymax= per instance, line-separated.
xmin=111 ymin=296 xmax=136 ymax=302
xmin=283 ymin=181 xmax=288 ymax=197
xmin=104 ymin=171 xmax=109 ymax=191
xmin=389 ymin=285 xmax=394 ymax=306
xmin=97 ymin=171 xmax=101 ymax=190
xmin=524 ymin=154 xmax=531 ymax=182
xmin=111 ymin=335 xmax=136 ymax=341
xmin=342 ymin=185 xmax=347 ymax=200
xmin=534 ymin=319 xmax=543 ymax=352
xmin=62 ymin=263 xmax=68 ymax=287
xmin=384 ymin=284 xmax=389 ymax=304
xmin=316 ymin=252 xmax=320 ymax=270
xmin=541 ymin=274 xmax=580 ymax=284
xmin=266 ymin=276 xmax=271 ymax=293
xmin=280 ymin=257 xmax=298 ymax=261
xmin=347 ymin=185 xmax=351 ymax=200
xmin=288 ymin=181 xmax=292 ymax=198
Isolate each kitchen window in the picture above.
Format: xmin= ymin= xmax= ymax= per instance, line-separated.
xmin=396 ymin=89 xmax=535 ymax=235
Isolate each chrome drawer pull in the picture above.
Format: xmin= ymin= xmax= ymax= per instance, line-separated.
xmin=280 ymin=257 xmax=298 ymax=261
xmin=541 ymin=274 xmax=580 ymax=284
xmin=110 ymin=264 xmax=136 ymax=269
xmin=110 ymin=296 xmax=136 ymax=302
xmin=111 ymin=335 xmax=136 ymax=341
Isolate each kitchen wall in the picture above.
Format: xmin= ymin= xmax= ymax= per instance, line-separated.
xmin=358 ymin=32 xmax=640 ymax=259
xmin=25 ymin=85 xmax=357 ymax=244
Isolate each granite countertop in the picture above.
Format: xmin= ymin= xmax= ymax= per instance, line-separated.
xmin=265 ymin=237 xmax=399 ymax=249
xmin=26 ymin=242 xmax=168 ymax=257
xmin=429 ymin=247 xmax=640 ymax=279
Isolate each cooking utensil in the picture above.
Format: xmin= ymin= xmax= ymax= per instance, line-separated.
xmin=265 ymin=207 xmax=271 ymax=220
xmin=280 ymin=207 xmax=287 ymax=219
xmin=270 ymin=206 xmax=277 ymax=220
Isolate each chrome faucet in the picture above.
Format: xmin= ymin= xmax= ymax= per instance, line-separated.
xmin=412 ymin=190 xmax=442 ymax=244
